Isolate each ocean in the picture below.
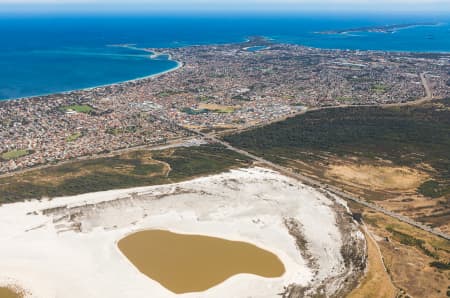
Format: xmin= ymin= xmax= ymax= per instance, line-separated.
xmin=1 ymin=14 xmax=449 ymax=100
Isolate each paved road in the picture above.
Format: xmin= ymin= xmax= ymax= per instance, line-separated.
xmin=3 ymin=70 xmax=445 ymax=240
xmin=194 ymin=73 xmax=448 ymax=240
xmin=1 ymin=73 xmax=432 ymax=179
xmin=217 ymin=72 xmax=434 ymax=137
xmin=204 ymin=134 xmax=450 ymax=241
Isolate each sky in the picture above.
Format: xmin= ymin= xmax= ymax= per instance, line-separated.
xmin=0 ymin=0 xmax=449 ymax=14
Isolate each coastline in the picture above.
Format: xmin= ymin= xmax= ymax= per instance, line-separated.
xmin=1 ymin=36 xmax=450 ymax=102
xmin=0 ymin=54 xmax=183 ymax=103
xmin=314 ymin=22 xmax=443 ymax=35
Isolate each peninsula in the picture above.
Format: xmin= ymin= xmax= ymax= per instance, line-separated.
xmin=317 ymin=22 xmax=440 ymax=34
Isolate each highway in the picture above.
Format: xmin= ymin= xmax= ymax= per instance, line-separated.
xmin=195 ymin=73 xmax=449 ymax=240
xmin=3 ymin=69 xmax=445 ymax=240
xmin=216 ymin=72 xmax=434 ymax=137
xmin=204 ymin=134 xmax=450 ymax=241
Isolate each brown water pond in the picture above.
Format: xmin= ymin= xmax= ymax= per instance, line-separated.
xmin=118 ymin=229 xmax=285 ymax=294
xmin=0 ymin=287 xmax=21 ymax=298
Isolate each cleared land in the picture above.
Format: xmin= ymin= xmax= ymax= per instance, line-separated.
xmin=0 ymin=145 xmax=252 ymax=204
xmin=61 ymin=104 xmax=93 ymax=113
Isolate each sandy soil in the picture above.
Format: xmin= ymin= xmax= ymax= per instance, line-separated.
xmin=347 ymin=228 xmax=397 ymax=298
xmin=0 ymin=167 xmax=364 ymax=298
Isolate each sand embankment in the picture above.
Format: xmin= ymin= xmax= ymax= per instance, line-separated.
xmin=0 ymin=167 xmax=365 ymax=297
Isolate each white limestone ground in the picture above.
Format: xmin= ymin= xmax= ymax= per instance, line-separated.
xmin=0 ymin=167 xmax=364 ymax=298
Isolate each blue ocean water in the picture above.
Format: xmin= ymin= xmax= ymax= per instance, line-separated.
xmin=0 ymin=14 xmax=449 ymax=100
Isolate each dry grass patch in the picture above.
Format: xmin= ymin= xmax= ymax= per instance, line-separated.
xmin=17 ymin=153 xmax=168 ymax=187
xmin=198 ymin=103 xmax=239 ymax=113
xmin=326 ymin=164 xmax=429 ymax=192
xmin=0 ymin=145 xmax=253 ymax=204
xmin=360 ymin=210 xmax=450 ymax=298
xmin=378 ymin=196 xmax=450 ymax=233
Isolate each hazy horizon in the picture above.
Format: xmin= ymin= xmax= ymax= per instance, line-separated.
xmin=1 ymin=0 xmax=449 ymax=15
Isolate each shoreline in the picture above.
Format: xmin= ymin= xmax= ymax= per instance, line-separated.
xmin=1 ymin=36 xmax=450 ymax=103
xmin=0 ymin=54 xmax=183 ymax=103
xmin=113 ymin=225 xmax=288 ymax=295
xmin=315 ymin=21 xmax=444 ymax=35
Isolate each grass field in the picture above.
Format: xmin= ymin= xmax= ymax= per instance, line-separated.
xmin=66 ymin=132 xmax=82 ymax=142
xmin=61 ymin=104 xmax=94 ymax=113
xmin=1 ymin=149 xmax=30 ymax=161
xmin=0 ymin=145 xmax=252 ymax=204
xmin=198 ymin=103 xmax=238 ymax=113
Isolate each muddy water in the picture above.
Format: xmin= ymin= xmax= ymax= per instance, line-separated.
xmin=0 ymin=287 xmax=21 ymax=298
xmin=118 ymin=230 xmax=285 ymax=294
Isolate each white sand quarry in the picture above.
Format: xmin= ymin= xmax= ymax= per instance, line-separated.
xmin=0 ymin=167 xmax=365 ymax=297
